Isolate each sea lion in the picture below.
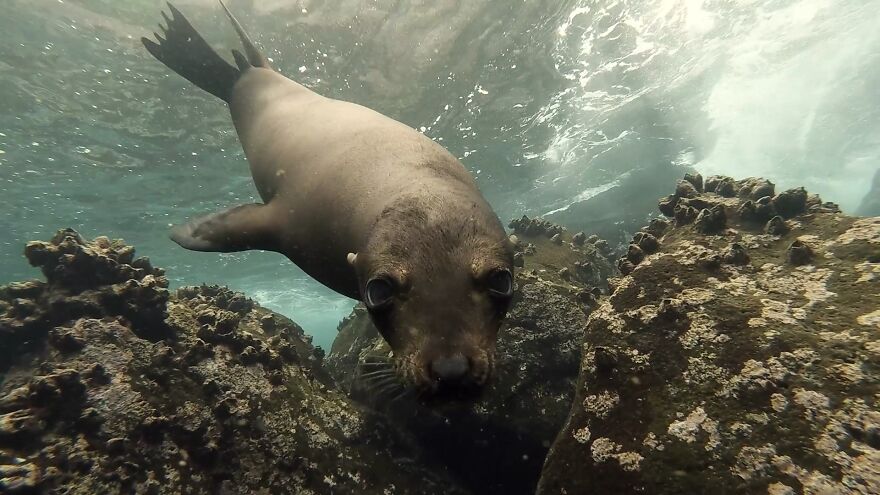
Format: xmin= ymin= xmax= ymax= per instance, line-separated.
xmin=142 ymin=2 xmax=514 ymax=400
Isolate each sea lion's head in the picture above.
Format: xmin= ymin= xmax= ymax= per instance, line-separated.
xmin=351 ymin=196 xmax=514 ymax=402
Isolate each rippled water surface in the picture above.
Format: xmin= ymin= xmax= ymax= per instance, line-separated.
xmin=2 ymin=0 xmax=878 ymax=347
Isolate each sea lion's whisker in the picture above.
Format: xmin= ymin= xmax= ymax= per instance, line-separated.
xmin=359 ymin=369 xmax=395 ymax=379
xmin=389 ymin=387 xmax=413 ymax=404
xmin=357 ymin=361 xmax=391 ymax=369
xmin=358 ymin=357 xmax=392 ymax=366
xmin=361 ymin=373 xmax=400 ymax=389
xmin=361 ymin=375 xmax=397 ymax=389
xmin=375 ymin=380 xmax=403 ymax=398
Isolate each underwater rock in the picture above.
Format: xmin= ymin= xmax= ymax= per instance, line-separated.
xmin=658 ymin=195 xmax=678 ymax=217
xmin=738 ymin=177 xmax=776 ymax=200
xmin=537 ymin=176 xmax=880 ymax=495
xmin=765 ymin=216 xmax=790 ymax=236
xmin=786 ymin=239 xmax=814 ymax=266
xmin=327 ymin=218 xmax=615 ymax=495
xmin=694 ymin=204 xmax=727 ymax=234
xmin=508 ymin=215 xmax=565 ymax=238
xmin=644 ymin=218 xmax=670 ymax=238
xmin=738 ymin=197 xmax=777 ymax=224
xmin=683 ymin=172 xmax=704 ymax=193
xmin=704 ymin=175 xmax=725 ymax=193
xmin=721 ymin=243 xmax=751 ymax=266
xmin=771 ymin=187 xmax=808 ymax=218
xmin=705 ymin=175 xmax=737 ymax=198
xmin=674 ymin=180 xmax=699 ymax=199
xmin=632 ymin=232 xmax=660 ymax=254
xmin=617 ymin=259 xmax=636 ymax=276
xmin=673 ymin=203 xmax=699 ymax=226
xmin=626 ymin=244 xmax=645 ymax=265
xmin=0 ymin=230 xmax=467 ymax=495
xmin=1 ymin=229 xmax=171 ymax=371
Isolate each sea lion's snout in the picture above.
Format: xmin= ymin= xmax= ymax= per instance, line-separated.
xmin=423 ymin=352 xmax=487 ymax=402
xmin=429 ymin=354 xmax=470 ymax=383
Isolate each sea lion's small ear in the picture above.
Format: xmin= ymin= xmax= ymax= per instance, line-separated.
xmin=347 ymin=252 xmax=358 ymax=266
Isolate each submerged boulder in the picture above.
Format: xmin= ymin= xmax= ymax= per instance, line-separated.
xmin=537 ymin=177 xmax=880 ymax=494
xmin=327 ymin=220 xmax=616 ymax=495
xmin=0 ymin=230 xmax=466 ymax=495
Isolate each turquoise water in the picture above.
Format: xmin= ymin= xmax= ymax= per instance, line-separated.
xmin=2 ymin=0 xmax=878 ymax=349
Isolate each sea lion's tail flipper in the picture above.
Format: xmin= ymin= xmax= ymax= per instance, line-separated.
xmin=219 ymin=0 xmax=272 ymax=70
xmin=141 ymin=3 xmax=240 ymax=102
xmin=170 ymin=204 xmax=279 ymax=253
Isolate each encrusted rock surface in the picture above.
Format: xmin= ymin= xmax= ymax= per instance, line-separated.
xmin=537 ymin=177 xmax=880 ymax=494
xmin=327 ymin=218 xmax=617 ymax=494
xmin=0 ymin=230 xmax=465 ymax=495
xmin=1 ymin=228 xmax=171 ymax=370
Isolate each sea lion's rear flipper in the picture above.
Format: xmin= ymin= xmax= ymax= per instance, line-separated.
xmin=219 ymin=0 xmax=272 ymax=70
xmin=141 ymin=3 xmax=240 ymax=102
xmin=170 ymin=204 xmax=279 ymax=253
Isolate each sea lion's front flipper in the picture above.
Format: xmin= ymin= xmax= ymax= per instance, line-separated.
xmin=170 ymin=203 xmax=279 ymax=253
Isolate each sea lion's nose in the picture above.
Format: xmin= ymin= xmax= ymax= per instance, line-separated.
xmin=430 ymin=354 xmax=470 ymax=382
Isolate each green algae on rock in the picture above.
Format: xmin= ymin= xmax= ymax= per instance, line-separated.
xmin=0 ymin=229 xmax=466 ymax=495
xmin=537 ymin=176 xmax=880 ymax=495
xmin=327 ymin=219 xmax=616 ymax=495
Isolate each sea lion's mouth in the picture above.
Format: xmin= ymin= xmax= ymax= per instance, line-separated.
xmin=419 ymin=379 xmax=485 ymax=406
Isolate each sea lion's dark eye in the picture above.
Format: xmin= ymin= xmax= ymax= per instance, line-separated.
xmin=487 ymin=268 xmax=513 ymax=298
xmin=365 ymin=277 xmax=395 ymax=310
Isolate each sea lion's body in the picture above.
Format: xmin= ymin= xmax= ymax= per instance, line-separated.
xmin=229 ymin=68 xmax=481 ymax=298
xmin=143 ymin=2 xmax=514 ymax=400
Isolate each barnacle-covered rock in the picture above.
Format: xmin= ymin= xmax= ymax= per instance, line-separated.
xmin=645 ymin=218 xmax=670 ymax=238
xmin=327 ymin=218 xmax=617 ymax=494
xmin=508 ymin=215 xmax=565 ymax=238
xmin=705 ymin=175 xmax=737 ymax=197
xmin=683 ymin=173 xmax=704 ymax=193
xmin=673 ymin=203 xmax=699 ymax=225
xmin=694 ymin=204 xmax=727 ymax=234
xmin=765 ymin=215 xmax=790 ymax=236
xmin=1 ymin=230 xmax=171 ymax=368
xmin=632 ymin=232 xmax=660 ymax=254
xmin=738 ymin=177 xmax=776 ymax=200
xmin=721 ymin=243 xmax=751 ymax=266
xmin=617 ymin=258 xmax=636 ymax=276
xmin=0 ymin=232 xmax=468 ymax=495
xmin=771 ymin=187 xmax=807 ymax=218
xmin=625 ymin=244 xmax=645 ymax=264
xmin=738 ymin=197 xmax=777 ymax=224
xmin=537 ymin=177 xmax=880 ymax=495
xmin=675 ymin=180 xmax=699 ymax=199
xmin=658 ymin=195 xmax=678 ymax=217
xmin=786 ymin=239 xmax=814 ymax=266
